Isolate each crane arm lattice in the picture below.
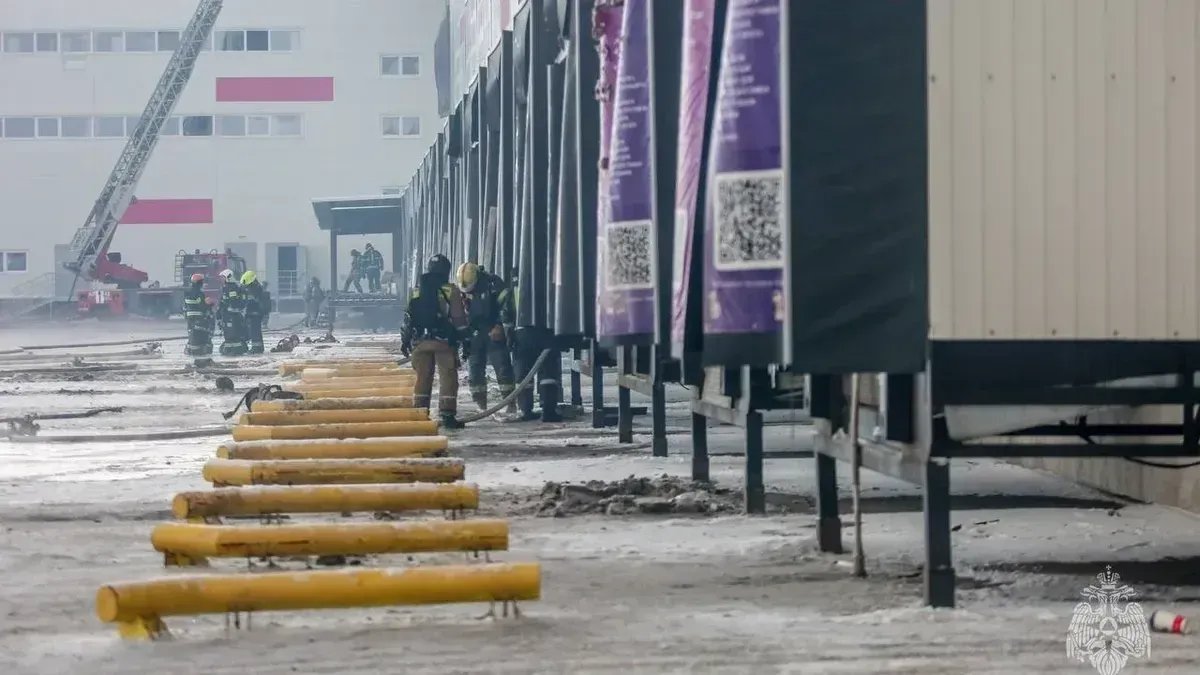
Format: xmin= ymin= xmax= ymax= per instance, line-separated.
xmin=64 ymin=0 xmax=224 ymax=282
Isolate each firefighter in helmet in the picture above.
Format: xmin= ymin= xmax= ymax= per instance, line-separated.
xmin=241 ymin=270 xmax=267 ymax=354
xmin=401 ymin=254 xmax=468 ymax=429
xmin=217 ymin=269 xmax=247 ymax=356
xmin=182 ymin=273 xmax=213 ymax=357
xmin=457 ymin=262 xmax=517 ymax=413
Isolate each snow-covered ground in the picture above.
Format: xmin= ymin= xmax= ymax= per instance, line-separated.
xmin=1 ymin=327 xmax=1199 ymax=674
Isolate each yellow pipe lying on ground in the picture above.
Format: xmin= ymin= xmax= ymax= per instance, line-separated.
xmin=250 ymin=396 xmax=416 ymax=412
xmin=291 ymin=379 xmax=417 ymax=392
xmin=300 ymin=387 xmax=415 ymax=400
xmin=172 ymin=482 xmax=480 ymax=519
xmin=96 ymin=562 xmax=541 ymax=639
xmin=217 ymin=436 xmax=449 ymax=460
xmin=279 ymin=359 xmax=401 ymax=376
xmin=202 ymin=457 xmax=465 ymax=486
xmin=232 ymin=420 xmax=437 ymax=441
xmin=300 ymin=368 xmax=412 ymax=382
xmin=238 ymin=409 xmax=429 ymax=426
xmin=151 ymin=519 xmax=509 ymax=566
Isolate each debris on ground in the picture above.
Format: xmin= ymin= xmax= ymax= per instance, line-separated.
xmin=271 ymin=335 xmax=301 ymax=353
xmin=532 ymin=474 xmax=743 ymax=517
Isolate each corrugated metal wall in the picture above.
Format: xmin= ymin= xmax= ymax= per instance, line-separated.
xmin=929 ymin=0 xmax=1200 ymax=340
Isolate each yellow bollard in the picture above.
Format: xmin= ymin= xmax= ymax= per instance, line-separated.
xmin=300 ymin=387 xmax=415 ymax=400
xmin=238 ymin=409 xmax=429 ymax=426
xmin=217 ymin=436 xmax=449 ymax=460
xmin=172 ymin=482 xmax=479 ymax=519
xmin=96 ymin=562 xmax=541 ymax=639
xmin=202 ymin=457 xmax=465 ymax=486
xmin=249 ymin=396 xmax=416 ymax=412
xmin=232 ymin=420 xmax=437 ymax=441
xmin=151 ymin=519 xmax=509 ymax=566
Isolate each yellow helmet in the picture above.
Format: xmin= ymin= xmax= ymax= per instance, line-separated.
xmin=456 ymin=262 xmax=480 ymax=291
xmin=240 ymin=270 xmax=257 ymax=285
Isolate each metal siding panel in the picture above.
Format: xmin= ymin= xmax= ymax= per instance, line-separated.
xmin=1166 ymin=0 xmax=1198 ymax=339
xmin=928 ymin=0 xmax=955 ymax=339
xmin=1104 ymin=0 xmax=1137 ymax=338
xmin=982 ymin=0 xmax=1017 ymax=338
xmin=1077 ymin=0 xmax=1109 ymax=338
xmin=1013 ymin=0 xmax=1048 ymax=338
xmin=950 ymin=0 xmax=986 ymax=338
xmin=1137 ymin=0 xmax=1170 ymax=338
xmin=1044 ymin=0 xmax=1080 ymax=338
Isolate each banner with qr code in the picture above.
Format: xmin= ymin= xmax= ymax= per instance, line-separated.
xmin=597 ymin=0 xmax=657 ymax=341
xmin=701 ymin=0 xmax=785 ymax=344
xmin=670 ymin=0 xmax=720 ymax=352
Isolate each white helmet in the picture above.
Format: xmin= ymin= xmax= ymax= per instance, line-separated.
xmin=218 ymin=269 xmax=234 ymax=281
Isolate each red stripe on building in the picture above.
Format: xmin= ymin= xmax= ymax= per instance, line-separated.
xmin=121 ymin=199 xmax=214 ymax=225
xmin=216 ymin=76 xmax=335 ymax=102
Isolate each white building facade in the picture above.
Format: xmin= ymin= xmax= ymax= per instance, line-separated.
xmin=0 ymin=0 xmax=445 ymax=302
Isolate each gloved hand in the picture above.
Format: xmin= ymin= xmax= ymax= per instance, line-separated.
xmin=488 ymin=324 xmax=505 ymax=342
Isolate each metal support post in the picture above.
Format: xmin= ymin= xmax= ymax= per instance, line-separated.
xmin=744 ymin=409 xmax=765 ymax=514
xmin=328 ymin=231 xmax=338 ymax=325
xmin=651 ymin=349 xmax=668 ymax=457
xmin=815 ymin=453 xmax=843 ymax=553
xmin=923 ymin=459 xmax=955 ymax=608
xmin=571 ymin=348 xmax=583 ymax=407
xmin=618 ymin=345 xmax=634 ymax=443
xmin=591 ymin=340 xmax=607 ymax=428
xmin=691 ymin=393 xmax=709 ymax=482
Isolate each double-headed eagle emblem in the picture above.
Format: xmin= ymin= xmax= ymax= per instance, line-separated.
xmin=1066 ymin=566 xmax=1151 ymax=675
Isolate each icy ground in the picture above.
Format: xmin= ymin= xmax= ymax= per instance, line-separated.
xmin=1 ymin=322 xmax=1199 ymax=674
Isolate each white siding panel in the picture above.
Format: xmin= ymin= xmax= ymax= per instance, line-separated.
xmin=931 ymin=0 xmax=1200 ymax=340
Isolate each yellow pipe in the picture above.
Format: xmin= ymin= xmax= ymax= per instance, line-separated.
xmin=232 ymin=420 xmax=437 ymax=441
xmin=250 ymin=396 xmax=416 ymax=412
xmin=151 ymin=519 xmax=509 ymax=565
xmin=291 ymin=379 xmax=417 ymax=392
xmin=172 ymin=482 xmax=479 ymax=519
xmin=279 ymin=359 xmax=401 ymax=376
xmin=96 ymin=562 xmax=541 ymax=639
xmin=217 ymin=436 xmax=449 ymax=460
xmin=238 ymin=409 xmax=429 ymax=426
xmin=202 ymin=457 xmax=465 ymax=486
xmin=300 ymin=368 xmax=412 ymax=382
xmin=300 ymin=387 xmax=415 ymax=400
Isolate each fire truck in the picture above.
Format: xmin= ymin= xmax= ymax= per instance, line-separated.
xmin=75 ymin=248 xmax=246 ymax=319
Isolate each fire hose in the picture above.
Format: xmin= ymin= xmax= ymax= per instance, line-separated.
xmin=458 ymin=349 xmax=554 ymax=425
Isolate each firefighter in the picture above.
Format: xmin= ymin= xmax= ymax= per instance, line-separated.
xmin=363 ymin=243 xmax=384 ymax=293
xmin=457 ymin=262 xmax=516 ymax=412
xmin=182 ymin=273 xmax=213 ymax=357
xmin=401 ymin=254 xmax=468 ymax=429
xmin=259 ymin=281 xmax=273 ymax=332
xmin=343 ymin=249 xmax=365 ymax=293
xmin=507 ymin=268 xmax=563 ymax=422
xmin=217 ymin=269 xmax=247 ymax=356
xmin=304 ymin=277 xmax=326 ymax=327
xmin=241 ymin=270 xmax=267 ymax=354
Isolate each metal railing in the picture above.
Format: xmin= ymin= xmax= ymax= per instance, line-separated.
xmin=276 ymin=269 xmax=300 ymax=298
xmin=0 ymin=272 xmax=65 ymax=324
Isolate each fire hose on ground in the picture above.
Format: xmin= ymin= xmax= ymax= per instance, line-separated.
xmin=457 ymin=349 xmax=554 ymax=425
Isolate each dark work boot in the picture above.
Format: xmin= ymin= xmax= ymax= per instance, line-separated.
xmin=540 ymin=384 xmax=562 ymax=423
xmin=472 ymin=392 xmax=489 ymax=411
xmin=439 ymin=412 xmax=464 ymax=430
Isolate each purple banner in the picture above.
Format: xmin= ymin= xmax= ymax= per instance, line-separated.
xmin=670 ymin=0 xmax=719 ymax=349
xmin=702 ymin=0 xmax=784 ymax=336
xmin=597 ymin=0 xmax=655 ymax=339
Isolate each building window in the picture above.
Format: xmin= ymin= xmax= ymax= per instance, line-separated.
xmin=3 ymin=117 xmax=34 ymax=138
xmin=61 ymin=116 xmax=91 ymax=137
xmin=157 ymin=30 xmax=181 ymax=51
xmin=36 ymin=117 xmax=59 ymax=138
xmin=94 ymin=116 xmax=125 ymax=137
xmin=217 ymin=115 xmax=246 ymax=136
xmin=35 ymin=32 xmax=58 ymax=52
xmin=269 ymin=30 xmax=298 ymax=51
xmin=246 ymin=30 xmax=269 ymax=51
xmin=125 ymin=31 xmax=156 ymax=52
xmin=273 ymin=114 xmax=302 ymax=136
xmin=181 ymin=115 xmax=214 ymax=136
xmin=62 ymin=32 xmax=91 ymax=52
xmin=1 ymin=251 xmax=28 ymax=273
xmin=381 ymin=55 xmax=420 ymax=77
xmin=382 ymin=115 xmax=421 ymax=138
xmin=93 ymin=31 xmax=123 ymax=52
xmin=247 ymin=115 xmax=271 ymax=136
xmin=3 ymin=33 xmax=34 ymax=53
xmin=216 ymin=30 xmax=245 ymax=51
xmin=160 ymin=116 xmax=181 ymax=136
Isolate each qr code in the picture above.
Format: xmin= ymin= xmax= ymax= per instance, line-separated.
xmin=713 ymin=170 xmax=785 ymax=270
xmin=605 ymin=220 xmax=654 ymax=290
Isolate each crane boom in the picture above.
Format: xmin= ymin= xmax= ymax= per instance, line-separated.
xmin=63 ymin=0 xmax=224 ymax=284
